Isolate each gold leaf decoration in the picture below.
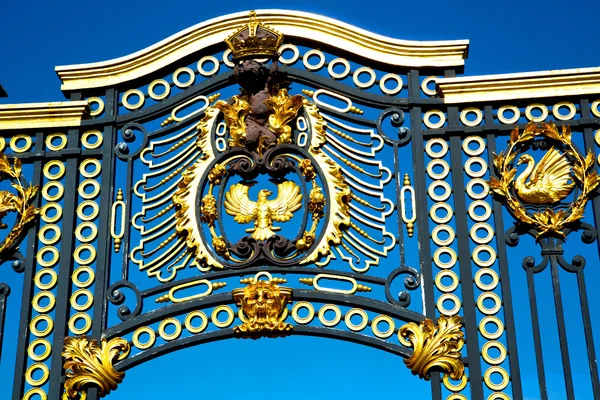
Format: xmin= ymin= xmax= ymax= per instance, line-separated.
xmin=62 ymin=336 xmax=130 ymax=400
xmin=398 ymin=315 xmax=465 ymax=381
xmin=489 ymin=121 xmax=599 ymax=239
xmin=0 ymin=154 xmax=40 ymax=257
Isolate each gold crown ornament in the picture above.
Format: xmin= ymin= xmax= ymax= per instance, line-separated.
xmin=225 ymin=11 xmax=284 ymax=60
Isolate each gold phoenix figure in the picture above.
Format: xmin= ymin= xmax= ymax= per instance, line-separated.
xmin=224 ymin=181 xmax=302 ymax=240
xmin=514 ymin=147 xmax=575 ymax=205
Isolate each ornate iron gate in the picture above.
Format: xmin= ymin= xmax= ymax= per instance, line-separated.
xmin=1 ymin=10 xmax=599 ymax=400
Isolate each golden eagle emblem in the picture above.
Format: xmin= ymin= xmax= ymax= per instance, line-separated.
xmin=514 ymin=147 xmax=575 ymax=205
xmin=224 ymin=181 xmax=302 ymax=240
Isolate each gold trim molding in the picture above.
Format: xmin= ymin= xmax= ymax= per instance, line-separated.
xmin=0 ymin=101 xmax=88 ymax=130
xmin=438 ymin=66 xmax=600 ymax=103
xmin=55 ymin=9 xmax=469 ymax=90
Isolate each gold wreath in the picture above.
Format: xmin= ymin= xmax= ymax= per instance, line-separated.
xmin=489 ymin=122 xmax=599 ymax=239
xmin=0 ymin=154 xmax=40 ymax=256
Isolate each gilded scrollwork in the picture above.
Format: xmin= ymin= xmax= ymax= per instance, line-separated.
xmin=232 ymin=272 xmax=293 ymax=337
xmin=398 ymin=315 xmax=465 ymax=381
xmin=62 ymin=336 xmax=130 ymax=400
xmin=0 ymin=153 xmax=40 ymax=258
xmin=489 ymin=121 xmax=599 ymax=238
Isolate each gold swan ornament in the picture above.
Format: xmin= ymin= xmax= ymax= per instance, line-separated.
xmin=514 ymin=147 xmax=575 ymax=205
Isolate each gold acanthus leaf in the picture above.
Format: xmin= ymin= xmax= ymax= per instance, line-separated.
xmin=62 ymin=336 xmax=130 ymax=400
xmin=398 ymin=315 xmax=465 ymax=381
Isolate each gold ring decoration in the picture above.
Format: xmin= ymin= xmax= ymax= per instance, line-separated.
xmin=435 ymin=270 xmax=459 ymax=293
xmin=379 ymin=73 xmax=403 ymax=95
xmin=474 ymin=268 xmax=499 ymax=291
xmin=185 ymin=311 xmax=208 ymax=334
xmin=292 ymin=301 xmax=315 ymax=324
xmin=303 ymin=49 xmax=326 ymax=71
xmin=45 ymin=133 xmax=67 ymax=151
xmin=278 ymin=44 xmax=300 ymax=64
xmin=25 ymin=363 xmax=49 ymax=386
xmin=32 ymin=291 xmax=55 ymax=313
xmin=460 ymin=107 xmax=483 ymax=127
xmin=552 ymin=101 xmax=576 ymax=121
xmin=488 ymin=393 xmax=511 ymax=400
xmin=211 ymin=305 xmax=234 ymax=328
xmin=133 ymin=326 xmax=156 ymax=350
xmin=73 ymin=266 xmax=95 ymax=288
xmin=0 ymin=137 xmax=5 ymax=152
xmin=36 ymin=246 xmax=59 ymax=267
xmin=425 ymin=138 xmax=448 ymax=158
xmin=423 ymin=109 xmax=446 ymax=129
xmin=148 ymin=79 xmax=171 ymax=101
xmin=443 ymin=374 xmax=468 ymax=391
xmin=484 ymin=366 xmax=510 ymax=391
xmin=472 ymin=245 xmax=496 ymax=267
xmin=318 ymin=304 xmax=342 ymax=327
xmin=312 ymin=89 xmax=352 ymax=113
xmin=312 ymin=274 xmax=358 ymax=295
xmin=80 ymin=158 xmax=101 ymax=178
xmin=222 ymin=49 xmax=235 ymax=68
xmin=197 ymin=55 xmax=220 ymax=76
xmin=470 ymin=222 xmax=494 ymax=244
xmin=464 ymin=157 xmax=487 ymax=178
xmin=35 ymin=269 xmax=57 ymax=290
xmin=70 ymin=289 xmax=93 ymax=311
xmin=74 ymin=244 xmax=97 ymax=265
xmin=592 ymin=100 xmax=600 ymax=117
xmin=42 ymin=181 xmax=64 ymax=201
xmin=479 ymin=316 xmax=504 ymax=340
xmin=489 ymin=122 xmax=600 ymax=239
xmin=173 ymin=67 xmax=195 ymax=88
xmin=38 ymin=224 xmax=60 ymax=245
xmin=122 ymin=89 xmax=145 ymax=110
xmin=77 ymin=200 xmax=100 ymax=221
xmin=497 ymin=105 xmax=520 ymax=124
xmin=78 ymin=179 xmax=101 ymax=199
xmin=433 ymin=247 xmax=457 ymax=269
xmin=482 ymin=341 xmax=507 ymax=365
xmin=328 ymin=57 xmax=351 ymax=79
xmin=87 ymin=97 xmax=105 ymax=117
xmin=23 ymin=388 xmax=47 ymax=400
xmin=432 ymin=225 xmax=455 ymax=246
xmin=430 ymin=202 xmax=453 ymax=224
xmin=428 ymin=180 xmax=452 ymax=202
xmin=466 ymin=178 xmax=489 ymax=200
xmin=345 ymin=308 xmax=368 ymax=331
xmin=427 ymin=159 xmax=450 ymax=180
xmin=158 ymin=318 xmax=182 ymax=341
xmin=446 ymin=395 xmax=468 ymax=400
xmin=462 ymin=136 xmax=486 ymax=156
xmin=353 ymin=67 xmax=376 ymax=89
xmin=10 ymin=135 xmax=32 ymax=153
xmin=30 ymin=315 xmax=53 ymax=337
xmin=81 ymin=130 xmax=103 ymax=149
xmin=75 ymin=221 xmax=98 ymax=243
xmin=437 ymin=293 xmax=461 ymax=316
xmin=477 ymin=292 xmax=502 ymax=315
xmin=468 ymin=200 xmax=492 ymax=222
xmin=43 ymin=160 xmax=65 ymax=180
xmin=371 ymin=315 xmax=395 ymax=339
xmin=595 ymin=129 xmax=600 ymax=146
xmin=68 ymin=312 xmax=92 ymax=335
xmin=28 ymin=338 xmax=51 ymax=362
xmin=421 ymin=76 xmax=438 ymax=96
xmin=525 ymin=103 xmax=548 ymax=122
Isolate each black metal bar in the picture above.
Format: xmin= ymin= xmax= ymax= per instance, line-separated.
xmin=549 ymin=251 xmax=575 ymax=400
xmin=575 ymin=268 xmax=600 ymax=399
xmin=449 ymin=133 xmax=484 ymax=399
xmin=526 ymin=265 xmax=548 ymax=400
xmin=47 ymin=128 xmax=80 ymax=400
xmin=11 ymin=132 xmax=43 ymax=400
xmin=0 ymin=282 xmax=10 ymax=361
xmin=486 ymin=130 xmax=524 ymax=400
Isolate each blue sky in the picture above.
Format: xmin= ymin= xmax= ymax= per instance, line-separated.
xmin=1 ymin=0 xmax=600 ymax=399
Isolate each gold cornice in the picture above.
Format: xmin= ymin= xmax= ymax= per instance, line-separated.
xmin=0 ymin=101 xmax=89 ymax=130
xmin=55 ymin=9 xmax=469 ymax=91
xmin=438 ymin=66 xmax=600 ymax=103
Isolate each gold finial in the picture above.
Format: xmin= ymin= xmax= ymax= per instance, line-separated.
xmin=224 ymin=11 xmax=283 ymax=60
